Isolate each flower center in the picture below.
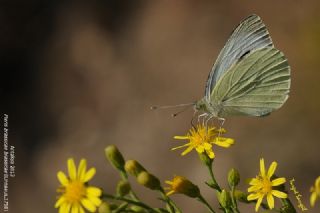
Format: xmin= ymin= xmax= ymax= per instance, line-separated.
xmin=192 ymin=130 xmax=210 ymax=145
xmin=64 ymin=181 xmax=86 ymax=203
xmin=261 ymin=178 xmax=272 ymax=194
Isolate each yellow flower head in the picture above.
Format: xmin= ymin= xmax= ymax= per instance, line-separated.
xmin=55 ymin=158 xmax=102 ymax=213
xmin=247 ymin=158 xmax=287 ymax=212
xmin=310 ymin=176 xmax=320 ymax=207
xmin=173 ymin=124 xmax=234 ymax=159
xmin=165 ymin=175 xmax=200 ymax=198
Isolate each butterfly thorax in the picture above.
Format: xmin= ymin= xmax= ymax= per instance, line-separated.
xmin=195 ymin=98 xmax=221 ymax=117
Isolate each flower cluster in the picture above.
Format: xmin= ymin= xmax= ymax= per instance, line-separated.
xmin=54 ymin=124 xmax=317 ymax=213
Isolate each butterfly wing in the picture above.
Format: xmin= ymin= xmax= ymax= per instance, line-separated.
xmin=205 ymin=14 xmax=274 ymax=101
xmin=210 ymin=48 xmax=290 ymax=117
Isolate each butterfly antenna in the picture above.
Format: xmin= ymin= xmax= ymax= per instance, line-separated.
xmin=151 ymin=102 xmax=195 ymax=110
xmin=171 ymin=106 xmax=192 ymax=117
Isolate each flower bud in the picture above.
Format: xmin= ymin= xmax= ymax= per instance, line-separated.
xmin=130 ymin=206 xmax=144 ymax=212
xmin=198 ymin=153 xmax=213 ymax=166
xmin=234 ymin=190 xmax=249 ymax=203
xmin=124 ymin=160 xmax=146 ymax=177
xmin=280 ymin=198 xmax=298 ymax=213
xmin=217 ymin=189 xmax=231 ymax=208
xmin=137 ymin=171 xmax=161 ymax=190
xmin=228 ymin=168 xmax=240 ymax=187
xmin=105 ymin=145 xmax=125 ymax=172
xmin=116 ymin=180 xmax=131 ymax=197
xmin=166 ymin=176 xmax=200 ymax=198
xmin=98 ymin=202 xmax=111 ymax=213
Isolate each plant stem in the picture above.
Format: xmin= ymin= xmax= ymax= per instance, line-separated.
xmin=102 ymin=193 xmax=159 ymax=213
xmin=198 ymin=195 xmax=216 ymax=213
xmin=159 ymin=188 xmax=182 ymax=213
xmin=231 ymin=186 xmax=240 ymax=213
xmin=120 ymin=171 xmax=140 ymax=201
xmin=207 ymin=163 xmax=221 ymax=192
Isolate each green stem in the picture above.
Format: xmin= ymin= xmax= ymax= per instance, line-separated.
xmin=159 ymin=188 xmax=182 ymax=213
xmin=231 ymin=186 xmax=240 ymax=213
xmin=120 ymin=171 xmax=140 ymax=201
xmin=198 ymin=195 xmax=216 ymax=213
xmin=207 ymin=164 xmax=221 ymax=192
xmin=102 ymin=193 xmax=159 ymax=213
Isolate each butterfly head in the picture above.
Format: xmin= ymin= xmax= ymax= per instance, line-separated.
xmin=194 ymin=99 xmax=210 ymax=112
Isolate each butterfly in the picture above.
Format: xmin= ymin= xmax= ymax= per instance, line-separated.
xmin=152 ymin=14 xmax=290 ymax=122
xmin=194 ymin=14 xmax=291 ymax=121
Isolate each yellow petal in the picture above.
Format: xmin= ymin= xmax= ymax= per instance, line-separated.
xmin=316 ymin=176 xmax=320 ymax=186
xmin=165 ymin=181 xmax=173 ymax=185
xmin=310 ymin=192 xmax=317 ymax=207
xmin=57 ymin=171 xmax=69 ymax=186
xmin=214 ymin=138 xmax=234 ymax=147
xmin=249 ymin=178 xmax=260 ymax=185
xmin=83 ymin=168 xmax=96 ymax=182
xmin=166 ymin=190 xmax=175 ymax=196
xmin=206 ymin=150 xmax=215 ymax=159
xmin=271 ymin=190 xmax=287 ymax=198
xmin=248 ymin=185 xmax=261 ymax=193
xmin=87 ymin=187 xmax=102 ymax=197
xmin=81 ymin=198 xmax=96 ymax=212
xmin=78 ymin=159 xmax=87 ymax=180
xmin=260 ymin=158 xmax=266 ymax=177
xmin=173 ymin=136 xmax=189 ymax=140
xmin=271 ymin=177 xmax=286 ymax=186
xmin=171 ymin=144 xmax=189 ymax=151
xmin=68 ymin=158 xmax=77 ymax=181
xmin=87 ymin=195 xmax=102 ymax=206
xmin=267 ymin=193 xmax=274 ymax=209
xmin=267 ymin=161 xmax=277 ymax=178
xmin=203 ymin=142 xmax=212 ymax=150
xmin=255 ymin=197 xmax=263 ymax=212
xmin=181 ymin=146 xmax=194 ymax=156
xmin=63 ymin=203 xmax=71 ymax=213
xmin=71 ymin=204 xmax=79 ymax=213
xmin=247 ymin=193 xmax=261 ymax=201
xmin=195 ymin=146 xmax=204 ymax=153
xmin=59 ymin=203 xmax=67 ymax=213
xmin=55 ymin=197 xmax=66 ymax=208
xmin=79 ymin=206 xmax=85 ymax=213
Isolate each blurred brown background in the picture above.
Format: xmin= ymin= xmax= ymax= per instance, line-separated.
xmin=2 ymin=0 xmax=320 ymax=212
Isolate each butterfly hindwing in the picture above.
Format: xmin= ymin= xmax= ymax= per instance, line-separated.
xmin=205 ymin=14 xmax=273 ymax=101
xmin=210 ymin=48 xmax=290 ymax=117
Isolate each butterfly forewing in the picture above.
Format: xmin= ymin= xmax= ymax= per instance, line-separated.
xmin=205 ymin=14 xmax=273 ymax=101
xmin=211 ymin=48 xmax=290 ymax=117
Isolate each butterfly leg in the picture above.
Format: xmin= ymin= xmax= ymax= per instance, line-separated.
xmin=205 ymin=114 xmax=215 ymax=128
xmin=197 ymin=113 xmax=208 ymax=124
xmin=217 ymin=117 xmax=226 ymax=138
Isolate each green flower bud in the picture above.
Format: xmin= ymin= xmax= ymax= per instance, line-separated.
xmin=165 ymin=176 xmax=201 ymax=198
xmin=137 ymin=171 xmax=161 ymax=190
xmin=105 ymin=145 xmax=125 ymax=171
xmin=198 ymin=153 xmax=213 ymax=167
xmin=280 ymin=198 xmax=297 ymax=213
xmin=99 ymin=202 xmax=111 ymax=213
xmin=217 ymin=189 xmax=231 ymax=208
xmin=228 ymin=168 xmax=240 ymax=187
xmin=234 ymin=190 xmax=249 ymax=203
xmin=130 ymin=206 xmax=145 ymax=212
xmin=116 ymin=180 xmax=131 ymax=196
xmin=124 ymin=160 xmax=146 ymax=177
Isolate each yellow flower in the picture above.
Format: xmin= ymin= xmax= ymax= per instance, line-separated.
xmin=310 ymin=176 xmax=320 ymax=207
xmin=247 ymin=158 xmax=287 ymax=212
xmin=165 ymin=175 xmax=200 ymax=198
xmin=55 ymin=158 xmax=102 ymax=213
xmin=173 ymin=124 xmax=234 ymax=159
